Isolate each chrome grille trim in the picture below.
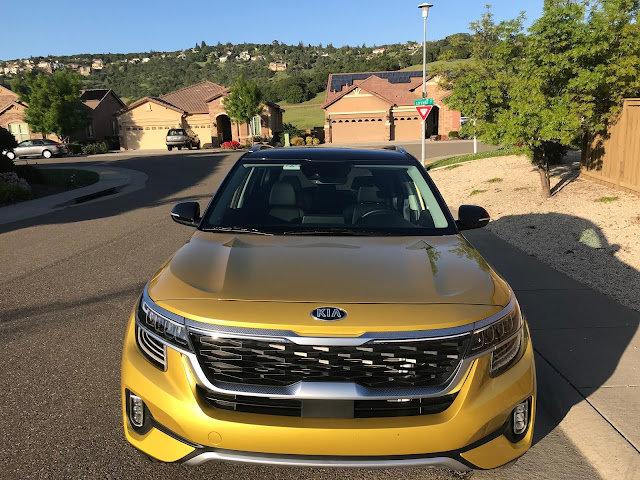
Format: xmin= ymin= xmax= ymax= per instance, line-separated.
xmin=183 ymin=352 xmax=473 ymax=400
xmin=136 ymin=324 xmax=167 ymax=370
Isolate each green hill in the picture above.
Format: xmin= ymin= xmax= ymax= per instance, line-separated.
xmin=281 ymin=92 xmax=325 ymax=130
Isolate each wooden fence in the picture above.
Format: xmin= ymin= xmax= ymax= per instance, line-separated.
xmin=582 ymin=98 xmax=640 ymax=195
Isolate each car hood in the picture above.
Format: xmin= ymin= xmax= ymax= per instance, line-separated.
xmin=147 ymin=232 xmax=511 ymax=332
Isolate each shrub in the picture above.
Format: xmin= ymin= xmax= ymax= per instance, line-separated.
xmin=0 ymin=126 xmax=17 ymax=151
xmin=305 ymin=136 xmax=313 ymax=145
xmin=312 ymin=138 xmax=320 ymax=145
xmin=448 ymin=131 xmax=460 ymax=139
xmin=0 ymin=153 xmax=15 ymax=173
xmin=290 ymin=136 xmax=305 ymax=146
xmin=81 ymin=142 xmax=108 ymax=155
xmin=0 ymin=172 xmax=32 ymax=204
xmin=0 ymin=182 xmax=31 ymax=204
xmin=15 ymin=165 xmax=45 ymax=184
xmin=282 ymin=122 xmax=302 ymax=139
xmin=67 ymin=142 xmax=84 ymax=154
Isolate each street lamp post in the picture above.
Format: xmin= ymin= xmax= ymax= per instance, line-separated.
xmin=418 ymin=3 xmax=432 ymax=166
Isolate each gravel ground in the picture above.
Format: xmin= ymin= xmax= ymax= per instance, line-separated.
xmin=431 ymin=153 xmax=640 ymax=312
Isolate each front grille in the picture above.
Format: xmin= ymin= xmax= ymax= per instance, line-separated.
xmin=191 ymin=334 xmax=469 ymax=389
xmin=200 ymin=388 xmax=457 ymax=418
xmin=136 ymin=324 xmax=167 ymax=370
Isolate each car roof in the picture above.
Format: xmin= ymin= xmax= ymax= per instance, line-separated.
xmin=243 ymin=147 xmax=416 ymax=163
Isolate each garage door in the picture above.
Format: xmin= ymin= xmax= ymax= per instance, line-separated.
xmin=123 ymin=126 xmax=170 ymax=150
xmin=393 ymin=116 xmax=421 ymax=141
xmin=330 ymin=118 xmax=385 ymax=144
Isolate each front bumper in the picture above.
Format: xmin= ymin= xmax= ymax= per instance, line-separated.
xmin=121 ymin=313 xmax=536 ymax=470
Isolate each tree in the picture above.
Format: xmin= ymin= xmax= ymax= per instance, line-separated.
xmin=222 ymin=75 xmax=264 ymax=144
xmin=11 ymin=70 xmax=90 ymax=141
xmin=444 ymin=1 xmax=640 ymax=197
xmin=201 ymin=40 xmax=206 ymax=49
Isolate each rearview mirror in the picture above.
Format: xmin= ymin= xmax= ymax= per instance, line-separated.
xmin=171 ymin=202 xmax=200 ymax=227
xmin=456 ymin=205 xmax=490 ymax=231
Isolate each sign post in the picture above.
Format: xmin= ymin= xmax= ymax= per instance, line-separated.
xmin=415 ymin=99 xmax=434 ymax=163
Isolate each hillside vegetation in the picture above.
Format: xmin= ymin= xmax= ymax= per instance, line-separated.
xmin=2 ymin=36 xmax=472 ymax=110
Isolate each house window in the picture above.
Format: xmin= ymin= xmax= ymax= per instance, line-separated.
xmin=8 ymin=123 xmax=29 ymax=142
xmin=85 ymin=124 xmax=94 ymax=138
xmin=251 ymin=115 xmax=262 ymax=135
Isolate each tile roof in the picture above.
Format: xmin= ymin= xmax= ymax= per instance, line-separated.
xmin=322 ymin=72 xmax=428 ymax=109
xmin=118 ymin=96 xmax=185 ymax=115
xmin=160 ymin=81 xmax=228 ymax=114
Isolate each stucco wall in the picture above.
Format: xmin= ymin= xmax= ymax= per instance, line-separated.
xmin=118 ymin=102 xmax=183 ymax=149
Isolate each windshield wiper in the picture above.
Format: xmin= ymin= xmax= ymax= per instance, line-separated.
xmin=281 ymin=228 xmax=393 ymax=236
xmin=202 ymin=226 xmax=273 ymax=236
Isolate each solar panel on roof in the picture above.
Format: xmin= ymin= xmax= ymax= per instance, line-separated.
xmin=330 ymin=71 xmax=424 ymax=91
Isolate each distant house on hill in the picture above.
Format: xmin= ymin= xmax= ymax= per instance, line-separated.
xmin=268 ymin=61 xmax=287 ymax=72
xmin=322 ymin=71 xmax=460 ymax=143
xmin=116 ymin=81 xmax=284 ymax=150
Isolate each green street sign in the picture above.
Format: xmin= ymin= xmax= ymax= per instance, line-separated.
xmin=414 ymin=98 xmax=434 ymax=106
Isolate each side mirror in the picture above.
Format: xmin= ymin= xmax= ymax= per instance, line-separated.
xmin=456 ymin=205 xmax=490 ymax=231
xmin=171 ymin=202 xmax=200 ymax=227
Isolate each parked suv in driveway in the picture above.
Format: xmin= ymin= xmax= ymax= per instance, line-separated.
xmin=3 ymin=139 xmax=68 ymax=160
xmin=122 ymin=146 xmax=536 ymax=471
xmin=166 ymin=128 xmax=200 ymax=151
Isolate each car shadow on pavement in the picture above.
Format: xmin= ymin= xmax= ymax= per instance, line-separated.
xmin=465 ymin=213 xmax=640 ymax=453
xmin=0 ymin=151 xmax=236 ymax=235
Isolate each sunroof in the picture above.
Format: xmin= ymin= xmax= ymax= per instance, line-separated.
xmin=330 ymin=71 xmax=424 ymax=92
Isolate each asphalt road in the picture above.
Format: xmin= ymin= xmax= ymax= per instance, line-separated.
xmin=0 ymin=150 xmax=599 ymax=479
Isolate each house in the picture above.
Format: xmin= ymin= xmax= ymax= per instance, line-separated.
xmin=0 ymin=85 xmax=30 ymax=142
xmin=322 ymin=71 xmax=461 ymax=143
xmin=37 ymin=62 xmax=52 ymax=74
xmin=78 ymin=66 xmax=91 ymax=76
xmin=372 ymin=48 xmax=386 ymax=55
xmin=0 ymin=85 xmax=125 ymax=143
xmin=116 ymin=81 xmax=284 ymax=150
xmin=70 ymin=89 xmax=126 ymax=142
xmin=238 ymin=51 xmax=251 ymax=61
xmin=91 ymin=59 xmax=104 ymax=69
xmin=268 ymin=61 xmax=287 ymax=72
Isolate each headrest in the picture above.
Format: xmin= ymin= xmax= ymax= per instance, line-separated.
xmin=269 ymin=182 xmax=297 ymax=207
xmin=351 ymin=176 xmax=375 ymax=190
xmin=357 ymin=186 xmax=383 ymax=203
xmin=281 ymin=175 xmax=302 ymax=191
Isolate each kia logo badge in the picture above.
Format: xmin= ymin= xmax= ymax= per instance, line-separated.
xmin=311 ymin=307 xmax=347 ymax=321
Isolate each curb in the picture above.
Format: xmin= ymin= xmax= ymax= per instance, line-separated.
xmin=535 ymin=353 xmax=640 ymax=479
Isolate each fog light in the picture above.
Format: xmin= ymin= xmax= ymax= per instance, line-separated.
xmin=513 ymin=400 xmax=529 ymax=435
xmin=129 ymin=393 xmax=145 ymax=428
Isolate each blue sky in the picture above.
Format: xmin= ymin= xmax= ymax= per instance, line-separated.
xmin=0 ymin=0 xmax=544 ymax=60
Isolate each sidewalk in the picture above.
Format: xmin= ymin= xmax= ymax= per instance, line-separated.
xmin=0 ymin=166 xmax=146 ymax=226
xmin=465 ymin=228 xmax=640 ymax=478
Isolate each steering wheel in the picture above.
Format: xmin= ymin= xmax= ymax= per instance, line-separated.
xmin=356 ymin=208 xmax=392 ymax=224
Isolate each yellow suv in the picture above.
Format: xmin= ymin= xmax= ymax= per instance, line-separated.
xmin=121 ymin=146 xmax=535 ymax=471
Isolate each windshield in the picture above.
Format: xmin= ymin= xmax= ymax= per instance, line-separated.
xmin=201 ymin=159 xmax=455 ymax=235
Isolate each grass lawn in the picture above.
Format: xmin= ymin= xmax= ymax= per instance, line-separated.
xmin=2 ymin=167 xmax=100 ymax=205
xmin=281 ymin=92 xmax=326 ymax=130
xmin=427 ymin=147 xmax=527 ymax=170
xmin=38 ymin=168 xmax=99 ymax=188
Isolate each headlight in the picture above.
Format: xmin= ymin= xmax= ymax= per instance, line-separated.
xmin=468 ymin=301 xmax=525 ymax=377
xmin=136 ymin=298 xmax=191 ymax=351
